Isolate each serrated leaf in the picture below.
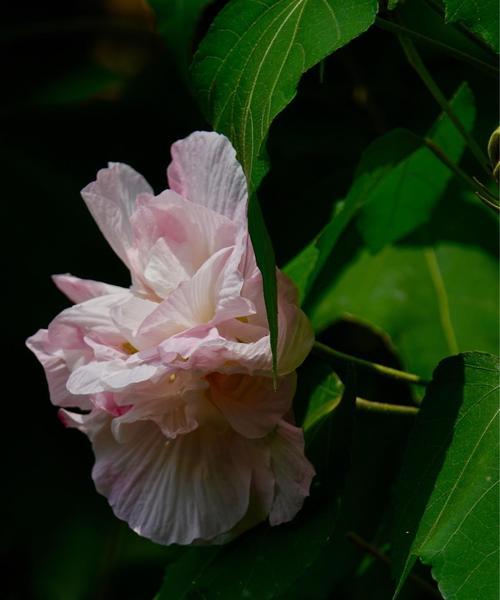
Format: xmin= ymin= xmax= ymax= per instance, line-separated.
xmin=391 ymin=352 xmax=500 ymax=600
xmin=192 ymin=0 xmax=377 ymax=376
xmin=357 ymin=83 xmax=475 ymax=252
xmin=444 ymin=0 xmax=499 ymax=52
xmin=306 ymin=187 xmax=499 ymax=379
xmin=192 ymin=0 xmax=378 ymax=191
xmin=284 ymin=129 xmax=421 ymax=303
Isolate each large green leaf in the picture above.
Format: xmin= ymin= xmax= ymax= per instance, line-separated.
xmin=284 ymin=83 xmax=473 ymax=303
xmin=357 ymin=83 xmax=475 ymax=252
xmin=192 ymin=0 xmax=377 ymax=375
xmin=284 ymin=129 xmax=420 ymax=303
xmin=192 ymin=0 xmax=378 ymax=190
xmin=444 ymin=0 xmax=499 ymax=52
xmin=306 ymin=187 xmax=499 ymax=379
xmin=148 ymin=0 xmax=215 ymax=75
xmin=391 ymin=352 xmax=500 ymax=600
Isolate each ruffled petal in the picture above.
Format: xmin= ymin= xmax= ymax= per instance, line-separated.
xmin=167 ymin=132 xmax=248 ymax=224
xmin=81 ymin=162 xmax=153 ymax=266
xmin=66 ymin=357 xmax=164 ymax=395
xmin=137 ymin=246 xmax=253 ymax=347
xmin=91 ymin=420 xmax=253 ymax=545
xmin=26 ymin=329 xmax=92 ymax=409
xmin=132 ymin=190 xmax=237 ymax=286
xmin=208 ymin=372 xmax=296 ymax=439
xmin=52 ymin=274 xmax=128 ymax=304
xmin=269 ymin=420 xmax=315 ymax=526
xmin=51 ymin=292 xmax=131 ymax=348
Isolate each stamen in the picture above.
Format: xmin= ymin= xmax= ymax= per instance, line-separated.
xmin=122 ymin=342 xmax=139 ymax=355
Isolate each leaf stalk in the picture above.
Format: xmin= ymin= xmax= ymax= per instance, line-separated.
xmin=312 ymin=341 xmax=429 ymax=387
xmin=397 ymin=34 xmax=492 ymax=178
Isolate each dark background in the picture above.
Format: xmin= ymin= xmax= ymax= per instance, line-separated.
xmin=2 ymin=1 xmax=497 ymax=598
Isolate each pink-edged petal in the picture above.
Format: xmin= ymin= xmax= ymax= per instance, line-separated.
xmin=50 ymin=292 xmax=131 ymax=348
xmin=269 ymin=420 xmax=315 ymax=526
xmin=208 ymin=372 xmax=296 ymax=439
xmin=26 ymin=329 xmax=92 ymax=409
xmin=52 ymin=274 xmax=127 ymax=304
xmin=132 ymin=190 xmax=237 ymax=283
xmin=81 ymin=162 xmax=153 ymax=266
xmin=157 ymin=327 xmax=273 ymax=376
xmin=110 ymin=373 xmax=210 ymax=441
xmin=167 ymin=132 xmax=248 ymax=223
xmin=91 ymin=420 xmax=253 ymax=545
xmin=59 ymin=406 xmax=109 ymax=434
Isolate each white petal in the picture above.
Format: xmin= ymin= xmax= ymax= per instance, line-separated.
xmin=81 ymin=162 xmax=152 ymax=266
xmin=167 ymin=132 xmax=248 ymax=223
xmin=208 ymin=373 xmax=296 ymax=439
xmin=91 ymin=421 xmax=253 ymax=545
xmin=142 ymin=238 xmax=190 ymax=299
xmin=67 ymin=359 xmax=162 ymax=395
xmin=269 ymin=420 xmax=315 ymax=526
xmin=137 ymin=246 xmax=251 ymax=347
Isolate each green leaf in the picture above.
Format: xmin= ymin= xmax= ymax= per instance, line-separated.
xmin=302 ymin=364 xmax=344 ymax=430
xmin=34 ymin=64 xmax=122 ymax=105
xmin=444 ymin=0 xmax=499 ymax=52
xmin=307 ymin=188 xmax=499 ymax=379
xmin=284 ymin=129 xmax=421 ymax=303
xmin=192 ymin=0 xmax=378 ymax=190
xmin=248 ymin=194 xmax=279 ymax=376
xmin=148 ymin=0 xmax=215 ymax=75
xmin=192 ymin=0 xmax=377 ymax=375
xmin=357 ymin=83 xmax=475 ymax=253
xmin=391 ymin=352 xmax=500 ymax=600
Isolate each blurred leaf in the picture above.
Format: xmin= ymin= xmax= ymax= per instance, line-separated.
xmin=391 ymin=352 xmax=499 ymax=600
xmin=148 ymin=0 xmax=215 ymax=75
xmin=284 ymin=129 xmax=420 ymax=303
xmin=192 ymin=0 xmax=378 ymax=190
xmin=34 ymin=64 xmax=122 ymax=105
xmin=444 ymin=0 xmax=499 ymax=52
xmin=302 ymin=363 xmax=344 ymax=430
xmin=388 ymin=0 xmax=400 ymax=9
xmin=307 ymin=188 xmax=499 ymax=379
xmin=286 ymin=390 xmax=418 ymax=599
xmin=357 ymin=83 xmax=475 ymax=252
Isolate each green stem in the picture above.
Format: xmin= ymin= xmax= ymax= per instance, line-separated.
xmin=356 ymin=398 xmax=419 ymax=416
xmin=312 ymin=341 xmax=429 ymax=387
xmin=398 ymin=34 xmax=492 ymax=178
xmin=375 ymin=18 xmax=498 ymax=77
xmin=423 ymin=137 xmax=499 ymax=204
xmin=423 ymin=0 xmax=498 ymax=58
xmin=346 ymin=532 xmax=441 ymax=598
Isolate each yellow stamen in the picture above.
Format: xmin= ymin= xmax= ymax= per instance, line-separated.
xmin=121 ymin=342 xmax=138 ymax=355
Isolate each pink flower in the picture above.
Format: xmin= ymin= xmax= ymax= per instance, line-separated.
xmin=27 ymin=132 xmax=314 ymax=545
